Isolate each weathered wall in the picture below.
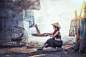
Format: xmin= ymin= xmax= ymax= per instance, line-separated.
xmin=0 ymin=0 xmax=24 ymax=29
xmin=0 ymin=11 xmax=24 ymax=29
xmin=0 ymin=0 xmax=36 ymax=44
xmin=0 ymin=0 xmax=40 ymax=44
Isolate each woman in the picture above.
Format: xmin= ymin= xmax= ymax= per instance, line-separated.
xmin=37 ymin=22 xmax=63 ymax=51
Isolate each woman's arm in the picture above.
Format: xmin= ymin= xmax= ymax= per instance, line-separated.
xmin=43 ymin=33 xmax=52 ymax=36
xmin=43 ymin=30 xmax=56 ymax=36
xmin=43 ymin=32 xmax=54 ymax=36
xmin=48 ymin=31 xmax=59 ymax=38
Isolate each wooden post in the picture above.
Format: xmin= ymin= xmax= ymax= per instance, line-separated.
xmin=77 ymin=19 xmax=80 ymax=42
xmin=75 ymin=10 xmax=77 ymax=18
xmin=84 ymin=2 xmax=86 ymax=17
xmin=35 ymin=24 xmax=41 ymax=35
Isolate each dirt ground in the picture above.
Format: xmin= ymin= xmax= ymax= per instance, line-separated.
xmin=0 ymin=43 xmax=86 ymax=57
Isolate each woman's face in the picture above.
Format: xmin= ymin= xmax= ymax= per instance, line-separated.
xmin=53 ymin=25 xmax=56 ymax=30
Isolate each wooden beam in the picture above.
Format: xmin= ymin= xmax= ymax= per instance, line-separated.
xmin=35 ymin=24 xmax=41 ymax=35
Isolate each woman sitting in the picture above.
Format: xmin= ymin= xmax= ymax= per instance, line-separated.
xmin=37 ymin=22 xmax=63 ymax=51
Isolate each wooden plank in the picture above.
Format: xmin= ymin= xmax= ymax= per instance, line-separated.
xmin=35 ymin=24 xmax=41 ymax=35
xmin=77 ymin=20 xmax=80 ymax=42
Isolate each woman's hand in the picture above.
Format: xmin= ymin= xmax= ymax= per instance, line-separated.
xmin=48 ymin=35 xmax=53 ymax=37
xmin=44 ymin=34 xmax=48 ymax=36
xmin=43 ymin=33 xmax=53 ymax=37
xmin=48 ymin=35 xmax=50 ymax=36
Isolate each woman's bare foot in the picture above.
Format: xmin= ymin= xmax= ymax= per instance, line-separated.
xmin=37 ymin=44 xmax=48 ymax=51
xmin=37 ymin=47 xmax=43 ymax=51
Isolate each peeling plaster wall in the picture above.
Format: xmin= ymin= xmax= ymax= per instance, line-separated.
xmin=0 ymin=10 xmax=24 ymax=29
xmin=0 ymin=0 xmax=31 ymax=43
xmin=0 ymin=0 xmax=40 ymax=43
xmin=0 ymin=9 xmax=31 ymax=38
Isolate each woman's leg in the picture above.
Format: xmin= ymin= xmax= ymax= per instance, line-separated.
xmin=44 ymin=39 xmax=62 ymax=51
xmin=49 ymin=40 xmax=63 ymax=51
xmin=37 ymin=38 xmax=53 ymax=50
xmin=37 ymin=38 xmax=62 ymax=51
xmin=37 ymin=44 xmax=48 ymax=50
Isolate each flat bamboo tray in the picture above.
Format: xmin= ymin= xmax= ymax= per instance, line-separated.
xmin=31 ymin=34 xmax=45 ymax=37
xmin=31 ymin=33 xmax=52 ymax=37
